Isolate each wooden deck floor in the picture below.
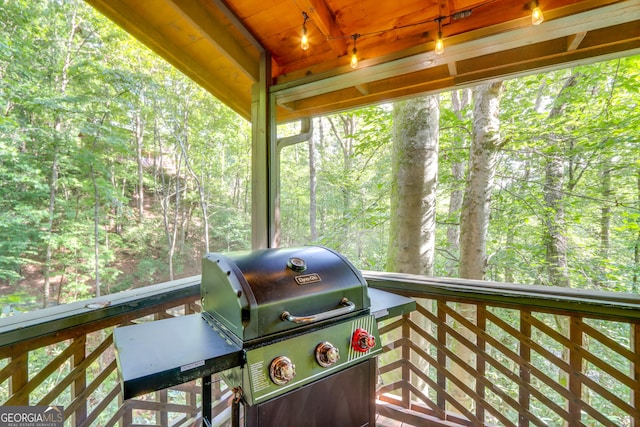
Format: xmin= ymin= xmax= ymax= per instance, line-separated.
xmin=375 ymin=414 xmax=408 ymax=427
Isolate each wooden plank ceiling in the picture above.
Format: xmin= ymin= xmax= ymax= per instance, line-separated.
xmin=86 ymin=0 xmax=640 ymax=122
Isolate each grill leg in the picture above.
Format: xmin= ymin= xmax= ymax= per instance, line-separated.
xmin=232 ymin=395 xmax=240 ymax=426
xmin=232 ymin=386 xmax=243 ymax=427
xmin=202 ymin=375 xmax=212 ymax=426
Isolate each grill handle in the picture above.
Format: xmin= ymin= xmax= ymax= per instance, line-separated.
xmin=281 ymin=298 xmax=355 ymax=324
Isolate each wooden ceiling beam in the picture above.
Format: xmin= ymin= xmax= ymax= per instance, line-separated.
xmin=453 ymin=39 xmax=640 ymax=87
xmin=166 ymin=0 xmax=260 ymax=81
xmin=297 ymin=0 xmax=348 ymax=56
xmin=209 ymin=0 xmax=265 ymax=53
xmin=279 ymin=74 xmax=457 ymax=121
xmin=281 ymin=65 xmax=451 ymax=115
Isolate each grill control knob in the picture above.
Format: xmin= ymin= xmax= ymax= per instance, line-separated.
xmin=315 ymin=341 xmax=340 ymax=367
xmin=269 ymin=356 xmax=296 ymax=386
xmin=351 ymin=328 xmax=376 ymax=353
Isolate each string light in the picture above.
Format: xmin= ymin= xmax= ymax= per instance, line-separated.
xmin=309 ymin=0 xmax=518 ymax=69
xmin=531 ymin=0 xmax=544 ymax=25
xmin=435 ymin=17 xmax=444 ymax=55
xmin=350 ymin=34 xmax=360 ymax=68
xmin=301 ymin=12 xmax=310 ymax=50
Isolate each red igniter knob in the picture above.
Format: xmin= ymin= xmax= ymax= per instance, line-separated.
xmin=351 ymin=328 xmax=376 ymax=352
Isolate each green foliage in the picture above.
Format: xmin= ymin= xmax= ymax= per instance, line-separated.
xmin=280 ymin=107 xmax=393 ymax=269
xmin=1 ymin=0 xmax=251 ymax=307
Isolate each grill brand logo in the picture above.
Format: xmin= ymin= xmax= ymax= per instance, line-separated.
xmin=0 ymin=406 xmax=63 ymax=427
xmin=294 ymin=273 xmax=321 ymax=285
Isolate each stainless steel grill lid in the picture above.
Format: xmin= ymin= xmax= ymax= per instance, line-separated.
xmin=201 ymin=245 xmax=370 ymax=342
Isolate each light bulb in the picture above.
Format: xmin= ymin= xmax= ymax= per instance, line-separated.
xmin=349 ymin=34 xmax=360 ymax=69
xmin=532 ymin=6 xmax=544 ymax=25
xmin=435 ymin=35 xmax=444 ymax=55
xmin=434 ymin=18 xmax=444 ymax=55
xmin=350 ymin=49 xmax=358 ymax=68
xmin=300 ymin=12 xmax=310 ymax=50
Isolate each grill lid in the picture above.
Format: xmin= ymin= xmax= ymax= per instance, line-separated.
xmin=201 ymin=245 xmax=370 ymax=342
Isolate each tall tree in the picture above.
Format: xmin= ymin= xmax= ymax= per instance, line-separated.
xmin=459 ymin=82 xmax=505 ymax=279
xmin=542 ymin=73 xmax=578 ymax=289
xmin=309 ymin=118 xmax=319 ymax=241
xmin=387 ymin=95 xmax=440 ymax=274
xmin=635 ymin=166 xmax=640 ymax=293
xmin=445 ymin=89 xmax=471 ymax=276
xmin=327 ymin=114 xmax=356 ymax=252
xmin=134 ymin=104 xmax=146 ymax=222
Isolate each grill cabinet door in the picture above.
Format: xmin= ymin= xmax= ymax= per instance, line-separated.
xmin=244 ymin=358 xmax=376 ymax=427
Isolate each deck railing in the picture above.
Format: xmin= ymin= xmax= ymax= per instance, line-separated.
xmin=0 ymin=277 xmax=215 ymax=427
xmin=368 ymin=272 xmax=640 ymax=427
xmin=1 ymin=273 xmax=639 ymax=426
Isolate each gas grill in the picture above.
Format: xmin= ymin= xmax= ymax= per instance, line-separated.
xmin=114 ymin=246 xmax=414 ymax=426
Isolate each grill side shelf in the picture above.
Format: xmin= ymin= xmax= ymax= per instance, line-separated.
xmin=113 ymin=313 xmax=243 ymax=400
xmin=369 ymin=287 xmax=416 ymax=321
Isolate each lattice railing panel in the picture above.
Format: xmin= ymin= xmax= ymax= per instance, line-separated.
xmin=377 ymin=293 xmax=640 ymax=427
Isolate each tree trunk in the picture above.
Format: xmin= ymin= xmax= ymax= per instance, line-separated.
xmin=595 ymin=158 xmax=612 ymax=288
xmin=134 ymin=108 xmax=145 ymax=222
xmin=91 ymin=164 xmax=101 ymax=298
xmin=158 ymin=134 xmax=182 ymax=281
xmin=309 ymin=118 xmax=318 ymax=241
xmin=446 ymin=89 xmax=471 ymax=276
xmin=179 ymin=130 xmax=209 ymax=253
xmin=327 ymin=115 xmax=356 ymax=252
xmin=543 ymin=73 xmax=578 ymax=289
xmin=634 ymin=166 xmax=640 ymax=293
xmin=387 ymin=95 xmax=439 ymax=275
xmin=44 ymin=145 xmax=59 ymax=308
xmin=459 ymin=82 xmax=504 ymax=279
xmin=599 ymin=162 xmax=611 ymax=258
xmin=504 ymin=231 xmax=515 ymax=283
xmin=168 ymin=154 xmax=183 ymax=281
xmin=544 ymin=155 xmax=570 ymax=288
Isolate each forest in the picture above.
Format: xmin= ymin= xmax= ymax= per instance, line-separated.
xmin=1 ymin=0 xmax=639 ymax=315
